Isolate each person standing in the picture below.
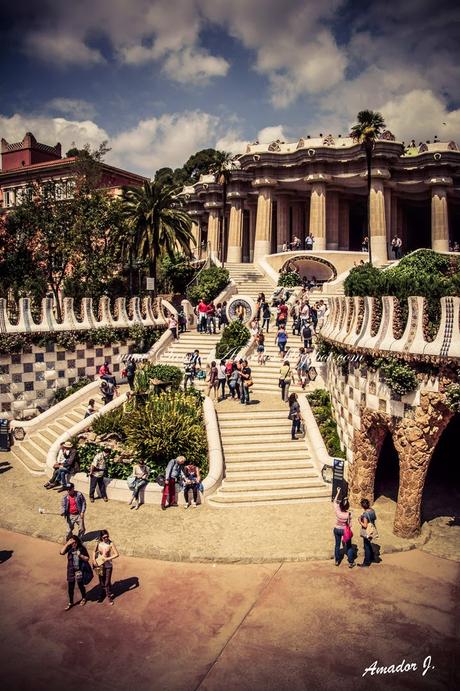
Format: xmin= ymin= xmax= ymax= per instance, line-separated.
xmin=358 ymin=499 xmax=378 ymax=568
xmin=302 ymin=322 xmax=313 ymax=350
xmin=167 ymin=314 xmax=179 ymax=340
xmin=126 ymin=359 xmax=137 ymax=390
xmin=206 ymin=361 xmax=219 ymax=399
xmin=220 ymin=301 xmax=229 ymax=328
xmin=279 ymin=361 xmax=291 ymax=402
xmin=333 ymin=487 xmax=355 ymax=568
xmin=61 ymin=535 xmax=91 ymax=610
xmin=100 ymin=378 xmax=115 ymax=405
xmin=161 ymin=456 xmax=185 ymax=510
xmin=305 ymin=234 xmax=314 ymax=251
xmin=288 ymin=393 xmax=301 ymax=439
xmin=89 ymin=448 xmax=109 ymax=503
xmin=129 ymin=459 xmax=150 ymax=510
xmin=183 ymin=353 xmax=195 ymax=390
xmin=256 ymin=331 xmax=266 ymax=365
xmin=276 ymin=300 xmax=288 ymax=328
xmin=61 ymin=483 xmax=86 ymax=539
xmin=275 ymin=325 xmax=288 ymax=359
xmin=261 ymin=301 xmax=271 ymax=332
xmin=197 ymin=299 xmax=208 ymax=333
xmin=217 ymin=359 xmax=227 ymax=401
xmin=228 ymin=363 xmax=240 ymax=400
xmin=240 ymin=359 xmax=252 ymax=405
xmin=93 ymin=529 xmax=119 ymax=604
xmin=182 ymin=462 xmax=201 ymax=508
xmin=206 ymin=302 xmax=216 ymax=334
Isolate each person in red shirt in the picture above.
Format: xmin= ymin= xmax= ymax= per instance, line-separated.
xmin=206 ymin=302 xmax=216 ymax=334
xmin=197 ymin=299 xmax=208 ymax=333
xmin=276 ymin=300 xmax=288 ymax=328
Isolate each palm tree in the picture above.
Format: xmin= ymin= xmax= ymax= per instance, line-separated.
xmin=121 ymin=180 xmax=194 ymax=294
xmin=209 ymin=151 xmax=236 ymax=267
xmin=350 ymin=110 xmax=386 ymax=265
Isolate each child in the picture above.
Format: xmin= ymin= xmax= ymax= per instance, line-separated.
xmin=84 ymin=399 xmax=96 ymax=419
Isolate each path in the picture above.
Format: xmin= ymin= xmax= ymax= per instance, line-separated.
xmin=0 ymin=529 xmax=458 ymax=691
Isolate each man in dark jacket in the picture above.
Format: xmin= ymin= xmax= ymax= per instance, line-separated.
xmin=61 ymin=484 xmax=86 ymax=538
xmin=126 ymin=359 xmax=137 ymax=390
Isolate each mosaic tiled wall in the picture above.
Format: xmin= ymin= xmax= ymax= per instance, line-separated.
xmin=0 ymin=340 xmax=134 ymax=419
xmin=325 ymin=359 xmax=440 ymax=463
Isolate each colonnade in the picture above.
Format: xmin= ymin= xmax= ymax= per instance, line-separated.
xmin=190 ymin=180 xmax=451 ymax=264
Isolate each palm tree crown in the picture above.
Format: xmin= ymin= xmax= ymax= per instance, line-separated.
xmin=121 ymin=179 xmax=194 ymax=291
xmin=209 ymin=150 xmax=236 ymax=265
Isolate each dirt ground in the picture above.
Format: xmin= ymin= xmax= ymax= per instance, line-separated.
xmin=0 ymin=529 xmax=458 ymax=691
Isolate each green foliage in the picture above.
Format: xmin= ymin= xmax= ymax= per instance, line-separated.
xmin=187 ymin=265 xmax=229 ymax=304
xmin=215 ymin=319 xmax=250 ymax=359
xmin=134 ymin=363 xmax=183 ymax=393
xmin=344 ymin=263 xmax=384 ymax=297
xmin=91 ymin=407 xmax=126 ymax=439
xmin=278 ymin=272 xmax=302 ymax=287
xmin=158 ymin=252 xmax=196 ymax=294
xmin=307 ymin=390 xmax=345 ymax=459
xmin=445 ymin=384 xmax=460 ymax=413
xmin=314 ymin=336 xmax=331 ymax=360
xmin=53 ymin=377 xmax=92 ymax=403
xmin=0 ymin=333 xmax=27 ymax=354
xmin=378 ymin=358 xmax=418 ymax=395
xmin=124 ymin=392 xmax=208 ymax=476
xmin=127 ymin=324 xmax=160 ymax=352
xmin=77 ymin=442 xmax=132 ymax=480
xmin=55 ymin=331 xmax=79 ymax=350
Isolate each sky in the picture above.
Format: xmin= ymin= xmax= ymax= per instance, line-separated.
xmin=1 ymin=0 xmax=460 ymax=177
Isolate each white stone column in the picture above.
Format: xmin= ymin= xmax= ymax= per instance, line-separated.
xmin=248 ymin=205 xmax=256 ymax=262
xmin=431 ymin=186 xmax=449 ymax=252
xmin=292 ymin=203 xmax=303 ymax=242
xmin=326 ymin=191 xmax=339 ymax=250
xmin=206 ymin=208 xmax=220 ymax=256
xmin=338 ymin=199 xmax=349 ymax=250
xmin=191 ymin=220 xmax=200 ymax=256
xmin=254 ymin=187 xmax=273 ymax=260
xmin=227 ymin=199 xmax=244 ymax=263
xmin=309 ymin=183 xmax=326 ymax=250
xmin=370 ymin=179 xmax=388 ymax=263
xmin=276 ymin=195 xmax=290 ymax=252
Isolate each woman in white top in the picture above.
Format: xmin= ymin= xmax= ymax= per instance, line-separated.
xmin=129 ymin=460 xmax=150 ymax=510
xmin=92 ymin=529 xmax=119 ymax=604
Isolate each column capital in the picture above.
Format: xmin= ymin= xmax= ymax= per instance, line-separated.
xmin=304 ymin=173 xmax=331 ymax=184
xmin=251 ymin=177 xmax=278 ymax=189
xmin=204 ymin=200 xmax=222 ymax=210
xmin=425 ymin=176 xmax=453 ymax=188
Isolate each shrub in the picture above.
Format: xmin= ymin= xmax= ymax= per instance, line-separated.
xmin=377 ymin=358 xmax=418 ymax=396
xmin=159 ymin=252 xmax=196 ymax=294
xmin=215 ymin=319 xmax=250 ymax=359
xmin=127 ymin=324 xmax=160 ymax=353
xmin=77 ymin=442 xmax=132 ymax=480
xmin=53 ymin=377 xmax=92 ymax=404
xmin=0 ymin=333 xmax=27 ymax=354
xmin=134 ymin=363 xmax=183 ymax=393
xmin=307 ymin=389 xmax=345 ymax=459
xmin=124 ymin=392 xmax=208 ymax=476
xmin=445 ymin=383 xmax=460 ymax=413
xmin=278 ymin=272 xmax=302 ymax=287
xmin=186 ymin=265 xmax=229 ymax=304
xmin=87 ymin=326 xmax=119 ymax=346
xmin=91 ymin=407 xmax=126 ymax=440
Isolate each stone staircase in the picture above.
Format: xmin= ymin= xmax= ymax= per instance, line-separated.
xmin=226 ymin=262 xmax=276 ymax=300
xmin=246 ymin=332 xmax=312 ymax=395
xmin=208 ymin=408 xmax=329 ymax=506
xmin=156 ymin=330 xmax=221 ymax=385
xmin=10 ymin=389 xmax=107 ymax=476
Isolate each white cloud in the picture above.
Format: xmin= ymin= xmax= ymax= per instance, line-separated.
xmin=109 ymin=111 xmax=220 ymax=175
xmin=24 ymin=31 xmax=104 ymax=67
xmin=0 ymin=113 xmax=108 ymax=155
xmin=47 ymin=98 xmax=96 ymax=120
xmin=215 ymin=124 xmax=288 ymax=154
xmin=381 ymin=90 xmax=460 ymax=143
xmin=162 ymin=47 xmax=229 ymax=84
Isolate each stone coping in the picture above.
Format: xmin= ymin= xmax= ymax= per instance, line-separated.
xmin=45 ymin=393 xmax=224 ymax=504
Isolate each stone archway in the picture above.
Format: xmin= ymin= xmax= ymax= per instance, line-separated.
xmin=349 ymin=409 xmax=392 ymax=505
xmin=392 ymin=392 xmax=453 ymax=538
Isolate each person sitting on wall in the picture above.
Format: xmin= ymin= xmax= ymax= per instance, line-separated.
xmin=44 ymin=441 xmax=70 ymax=489
xmin=55 ymin=441 xmax=79 ymax=491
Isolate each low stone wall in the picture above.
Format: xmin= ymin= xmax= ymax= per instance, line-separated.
xmin=0 ymin=339 xmax=136 ymax=419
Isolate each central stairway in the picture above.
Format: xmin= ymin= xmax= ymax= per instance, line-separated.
xmin=225 ymin=263 xmax=276 ymax=300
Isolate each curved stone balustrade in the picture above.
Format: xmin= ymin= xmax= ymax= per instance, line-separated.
xmin=0 ymin=296 xmax=173 ymax=334
xmin=321 ymin=295 xmax=460 ymax=361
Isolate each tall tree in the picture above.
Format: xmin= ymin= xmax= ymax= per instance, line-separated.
xmin=121 ymin=180 xmax=194 ymax=293
xmin=209 ymin=151 xmax=236 ymax=267
xmin=350 ymin=110 xmax=385 ymax=265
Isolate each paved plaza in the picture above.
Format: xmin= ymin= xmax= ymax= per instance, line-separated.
xmin=0 ymin=528 xmax=458 ymax=691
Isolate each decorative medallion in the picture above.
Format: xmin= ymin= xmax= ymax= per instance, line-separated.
xmin=380 ymin=130 xmax=396 ymax=141
xmin=296 ymin=138 xmax=305 ymax=149
xmin=323 ymin=134 xmax=335 ymax=146
xmin=226 ymin=295 xmax=256 ymax=324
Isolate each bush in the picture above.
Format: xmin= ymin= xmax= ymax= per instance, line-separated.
xmin=127 ymin=324 xmax=160 ymax=353
xmin=278 ymin=272 xmax=302 ymax=287
xmin=134 ymin=363 xmax=183 ymax=393
xmin=53 ymin=377 xmax=92 ymax=404
xmin=446 ymin=383 xmax=460 ymax=413
xmin=377 ymin=358 xmax=418 ymax=396
xmin=215 ymin=319 xmax=250 ymax=359
xmin=77 ymin=442 xmax=132 ymax=480
xmin=0 ymin=333 xmax=27 ymax=354
xmin=159 ymin=252 xmax=196 ymax=294
xmin=186 ymin=265 xmax=229 ymax=304
xmin=307 ymin=389 xmax=345 ymax=459
xmin=124 ymin=392 xmax=208 ymax=476
xmin=91 ymin=407 xmax=126 ymax=439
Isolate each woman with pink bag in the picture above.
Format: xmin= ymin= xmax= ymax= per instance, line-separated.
xmin=333 ymin=487 xmax=355 ymax=568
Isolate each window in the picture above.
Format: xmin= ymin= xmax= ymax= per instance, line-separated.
xmin=3 ymin=189 xmax=15 ymax=207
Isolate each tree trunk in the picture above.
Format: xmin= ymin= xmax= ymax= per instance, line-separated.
xmin=221 ymin=181 xmax=227 ymax=267
xmin=366 ymin=142 xmax=373 ymax=266
xmin=52 ymin=286 xmax=63 ymax=322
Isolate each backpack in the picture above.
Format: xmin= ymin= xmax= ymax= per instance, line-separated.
xmin=302 ymin=326 xmax=312 ymax=339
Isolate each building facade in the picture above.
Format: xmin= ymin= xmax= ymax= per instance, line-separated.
xmin=0 ymin=132 xmax=146 ymax=209
xmin=182 ymin=133 xmax=460 ymax=264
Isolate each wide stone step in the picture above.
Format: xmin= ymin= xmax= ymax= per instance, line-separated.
xmin=224 ymin=468 xmax=318 ymax=481
xmin=224 ymin=449 xmax=310 ymax=462
xmin=221 ymin=433 xmax=298 ymax=446
xmin=10 ymin=446 xmax=46 ymax=476
xmin=224 ymin=459 xmax=313 ymax=472
xmin=48 ymin=422 xmax=71 ymax=435
xmin=39 ymin=428 xmax=62 ymax=443
xmin=217 ymin=477 xmax=325 ymax=491
xmin=29 ymin=434 xmax=52 ymax=453
xmin=12 ymin=440 xmax=46 ymax=469
xmin=217 ymin=409 xmax=288 ymax=419
xmin=219 ymin=418 xmax=288 ymax=430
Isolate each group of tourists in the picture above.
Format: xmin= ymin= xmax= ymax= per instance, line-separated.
xmin=205 ymin=358 xmax=252 ymax=403
xmin=333 ymin=487 xmax=379 ymax=568
xmin=195 ymin=299 xmax=229 ymax=334
xmin=281 ymin=234 xmax=315 ymax=251
xmin=166 ymin=308 xmax=187 ymax=340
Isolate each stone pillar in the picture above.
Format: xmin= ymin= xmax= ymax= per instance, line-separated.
xmin=254 ymin=187 xmax=273 ymax=261
xmin=276 ymin=195 xmax=290 ymax=252
xmin=227 ymin=199 xmax=244 ymax=263
xmin=291 ymin=203 xmax=303 ymax=243
xmin=326 ymin=191 xmax=339 ymax=250
xmin=191 ymin=221 xmax=200 ymax=256
xmin=431 ymin=186 xmax=449 ymax=252
xmin=309 ymin=183 xmax=326 ymax=250
xmin=207 ymin=208 xmax=220 ymax=256
xmin=248 ymin=205 xmax=256 ymax=262
xmin=391 ymin=194 xmax=398 ymax=245
xmin=338 ymin=199 xmax=349 ymax=250
xmin=370 ymin=179 xmax=388 ymax=263
xmin=384 ymin=187 xmax=392 ymax=252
